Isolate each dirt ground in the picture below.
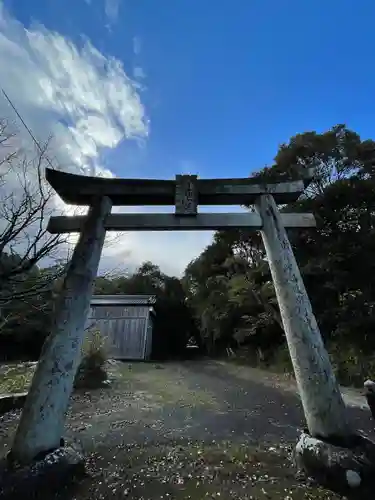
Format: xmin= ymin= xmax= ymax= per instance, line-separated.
xmin=1 ymin=360 xmax=374 ymax=499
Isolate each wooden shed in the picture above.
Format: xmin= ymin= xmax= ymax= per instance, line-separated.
xmin=85 ymin=295 xmax=156 ymax=360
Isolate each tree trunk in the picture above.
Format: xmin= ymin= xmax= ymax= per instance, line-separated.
xmin=255 ymin=194 xmax=353 ymax=440
xmin=11 ymin=196 xmax=112 ymax=463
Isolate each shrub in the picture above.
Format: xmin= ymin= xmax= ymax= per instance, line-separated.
xmin=270 ymin=342 xmax=375 ymax=388
xmin=329 ymin=343 xmax=375 ymax=388
xmin=270 ymin=343 xmax=294 ymax=375
xmin=74 ymin=329 xmax=108 ymax=389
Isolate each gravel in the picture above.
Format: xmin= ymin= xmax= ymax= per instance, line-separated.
xmin=0 ymin=360 xmax=374 ymax=499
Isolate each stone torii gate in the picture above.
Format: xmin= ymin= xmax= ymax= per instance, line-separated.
xmin=11 ymin=167 xmax=353 ymax=464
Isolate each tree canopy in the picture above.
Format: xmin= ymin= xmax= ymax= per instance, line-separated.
xmin=183 ymin=125 xmax=375 ymax=385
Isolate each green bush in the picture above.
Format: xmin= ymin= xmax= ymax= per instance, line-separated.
xmin=270 ymin=344 xmax=294 ymax=375
xmin=329 ymin=343 xmax=375 ymax=388
xmin=270 ymin=342 xmax=375 ymax=388
xmin=227 ymin=340 xmax=375 ymax=389
xmin=74 ymin=329 xmax=108 ymax=389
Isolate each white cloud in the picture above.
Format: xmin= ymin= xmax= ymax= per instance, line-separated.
xmin=133 ymin=66 xmax=146 ymax=80
xmin=105 ymin=0 xmax=121 ymax=27
xmin=133 ymin=36 xmax=141 ymax=56
xmin=0 ymin=3 xmax=219 ymax=277
xmin=0 ymin=4 xmax=148 ymax=174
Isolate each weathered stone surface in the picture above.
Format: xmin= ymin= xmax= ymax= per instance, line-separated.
xmin=0 ymin=440 xmax=85 ymax=499
xmin=11 ymin=196 xmax=112 ymax=463
xmin=255 ymin=194 xmax=352 ymax=440
xmin=0 ymin=392 xmax=27 ymax=416
xmin=364 ymin=379 xmax=375 ymax=420
xmin=294 ymin=432 xmax=375 ymax=494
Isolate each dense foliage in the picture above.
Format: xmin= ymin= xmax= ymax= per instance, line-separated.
xmin=183 ymin=125 xmax=375 ymax=385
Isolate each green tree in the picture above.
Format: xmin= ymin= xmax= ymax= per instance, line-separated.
xmin=183 ymin=124 xmax=375 ymax=383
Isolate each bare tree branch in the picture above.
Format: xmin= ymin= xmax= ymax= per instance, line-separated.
xmin=0 ymin=121 xmax=65 ymax=309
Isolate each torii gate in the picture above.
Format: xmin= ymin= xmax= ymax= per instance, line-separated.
xmin=10 ymin=168 xmax=353 ymax=463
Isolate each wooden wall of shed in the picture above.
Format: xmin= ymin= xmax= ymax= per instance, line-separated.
xmin=85 ymin=304 xmax=151 ymax=360
xmin=144 ymin=312 xmax=154 ymax=359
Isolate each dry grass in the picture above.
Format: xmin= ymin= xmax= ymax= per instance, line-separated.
xmin=120 ymin=362 xmax=220 ymax=408
xmin=0 ymin=363 xmax=35 ymax=394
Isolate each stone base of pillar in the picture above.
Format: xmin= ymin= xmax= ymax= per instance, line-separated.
xmin=294 ymin=432 xmax=375 ymax=496
xmin=0 ymin=439 xmax=85 ymax=499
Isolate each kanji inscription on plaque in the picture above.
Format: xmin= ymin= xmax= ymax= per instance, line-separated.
xmin=175 ymin=174 xmax=198 ymax=215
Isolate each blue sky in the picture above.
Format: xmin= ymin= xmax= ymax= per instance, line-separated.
xmin=5 ymin=0 xmax=375 ymax=179
xmin=1 ymin=0 xmax=375 ymax=274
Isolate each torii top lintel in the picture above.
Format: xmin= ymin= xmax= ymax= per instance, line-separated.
xmin=45 ymin=167 xmax=314 ymax=207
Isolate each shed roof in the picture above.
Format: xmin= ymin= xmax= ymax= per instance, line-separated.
xmin=90 ymin=294 xmax=156 ymax=306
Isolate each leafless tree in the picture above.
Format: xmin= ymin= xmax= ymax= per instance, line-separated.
xmin=0 ymin=119 xmax=66 ymax=317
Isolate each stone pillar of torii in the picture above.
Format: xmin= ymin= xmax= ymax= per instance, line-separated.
xmin=9 ymin=167 xmax=375 ymax=493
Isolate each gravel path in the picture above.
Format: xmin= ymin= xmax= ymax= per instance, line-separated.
xmin=69 ymin=360 xmax=374 ymax=448
xmin=1 ymin=360 xmax=374 ymax=499
xmin=2 ymin=359 xmax=373 ymax=462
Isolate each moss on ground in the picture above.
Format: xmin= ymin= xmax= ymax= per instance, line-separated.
xmin=118 ymin=362 xmax=219 ymax=408
xmin=0 ymin=363 xmax=35 ymax=394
